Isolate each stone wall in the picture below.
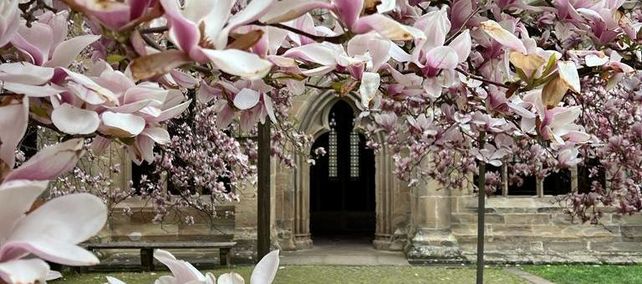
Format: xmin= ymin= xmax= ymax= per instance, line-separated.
xmin=451 ymin=195 xmax=642 ymax=264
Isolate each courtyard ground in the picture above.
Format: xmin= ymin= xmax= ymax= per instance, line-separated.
xmin=55 ymin=265 xmax=642 ymax=283
xmin=59 ymin=266 xmax=523 ymax=284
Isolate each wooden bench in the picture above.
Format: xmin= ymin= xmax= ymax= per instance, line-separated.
xmin=83 ymin=241 xmax=236 ymax=271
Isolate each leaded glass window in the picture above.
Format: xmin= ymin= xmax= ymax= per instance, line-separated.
xmin=328 ymin=117 xmax=338 ymax=178
xmin=349 ymin=129 xmax=359 ymax=178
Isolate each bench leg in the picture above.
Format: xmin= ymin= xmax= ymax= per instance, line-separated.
xmin=220 ymin=248 xmax=231 ymax=267
xmin=141 ymin=248 xmax=154 ymax=271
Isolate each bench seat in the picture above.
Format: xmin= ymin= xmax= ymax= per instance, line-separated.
xmin=83 ymin=241 xmax=236 ymax=271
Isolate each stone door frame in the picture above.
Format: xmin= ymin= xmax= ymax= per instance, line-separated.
xmin=289 ymin=92 xmax=398 ymax=250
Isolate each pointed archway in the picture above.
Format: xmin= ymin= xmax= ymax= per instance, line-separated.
xmin=309 ymin=100 xmax=376 ymax=238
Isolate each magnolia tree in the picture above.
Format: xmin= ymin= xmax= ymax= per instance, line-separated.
xmin=0 ymin=0 xmax=641 ymax=283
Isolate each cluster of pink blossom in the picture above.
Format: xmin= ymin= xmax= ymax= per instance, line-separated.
xmin=0 ymin=0 xmax=640 ymax=282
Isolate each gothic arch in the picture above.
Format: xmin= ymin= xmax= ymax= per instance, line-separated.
xmin=287 ymin=92 xmax=399 ymax=249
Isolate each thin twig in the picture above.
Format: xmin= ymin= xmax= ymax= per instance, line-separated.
xmin=455 ymin=67 xmax=511 ymax=89
xmin=253 ymin=22 xmax=351 ymax=44
xmin=140 ymin=26 xmax=168 ymax=34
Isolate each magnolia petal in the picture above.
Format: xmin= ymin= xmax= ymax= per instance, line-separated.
xmin=218 ymin=272 xmax=245 ymax=284
xmin=260 ymin=0 xmax=331 ymax=24
xmin=45 ymin=35 xmax=101 ymax=68
xmin=352 ymin=14 xmax=424 ymax=41
xmin=0 ymin=62 xmax=54 ymax=85
xmin=106 ymin=276 xmax=127 ymax=284
xmin=215 ymin=0 xmax=276 ymax=49
xmin=263 ymin=94 xmax=277 ymax=123
xmin=197 ymin=81 xmax=222 ymax=104
xmin=425 ymin=46 xmax=459 ymax=70
xmin=0 ymin=258 xmax=49 ymax=284
xmin=141 ymin=127 xmax=171 ymax=144
xmin=250 ymin=250 xmax=279 ymax=284
xmin=282 ymin=43 xmax=337 ymax=66
xmin=100 ymin=111 xmax=146 ymax=137
xmin=51 ymin=103 xmax=100 ymax=135
xmin=333 ymin=0 xmax=364 ymax=28
xmin=0 ymin=0 xmax=19 ymax=48
xmin=4 ymin=138 xmax=85 ymax=182
xmin=0 ymin=180 xmax=48 ymax=242
xmin=557 ymin=61 xmax=581 ymax=93
xmin=233 ymin=88 xmax=261 ymax=110
xmin=480 ymin=20 xmax=527 ymax=54
xmin=376 ymin=0 xmax=396 ymax=13
xmin=2 ymin=239 xmax=99 ymax=266
xmin=90 ymin=135 xmax=112 ymax=155
xmin=2 ymin=82 xmax=63 ymax=97
xmin=5 ymin=193 xmax=106 ymax=265
xmin=154 ymin=249 xmax=207 ymax=283
xmin=202 ymin=49 xmax=272 ymax=79
xmin=359 ymin=72 xmax=381 ymax=108
xmin=11 ymin=22 xmax=52 ymax=65
xmin=169 ymin=69 xmax=198 ymax=89
xmin=202 ymin=0 xmax=234 ymax=48
xmin=47 ymin=270 xmax=63 ymax=281
xmin=509 ymin=52 xmax=546 ymax=77
xmin=149 ymin=99 xmax=192 ymax=123
xmin=160 ymin=0 xmax=200 ymax=55
xmin=585 ymin=54 xmax=609 ymax=67
xmin=216 ymin=104 xmax=236 ymax=129
xmin=0 ymin=96 xmax=28 ymax=169
xmin=182 ymin=0 xmax=217 ymax=23
xmin=541 ymin=75 xmax=568 ymax=107
xmin=448 ymin=30 xmax=472 ymax=63
xmin=134 ymin=135 xmax=155 ymax=164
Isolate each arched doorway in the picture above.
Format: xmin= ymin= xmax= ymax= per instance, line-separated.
xmin=309 ymin=100 xmax=376 ymax=239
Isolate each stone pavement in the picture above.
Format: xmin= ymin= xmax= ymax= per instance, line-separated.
xmin=280 ymin=237 xmax=409 ymax=266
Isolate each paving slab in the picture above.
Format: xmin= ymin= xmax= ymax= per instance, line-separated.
xmin=281 ymin=238 xmax=409 ymax=266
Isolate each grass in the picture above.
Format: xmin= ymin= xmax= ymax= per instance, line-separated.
xmin=524 ymin=264 xmax=642 ymax=284
xmin=56 ymin=266 xmax=523 ymax=284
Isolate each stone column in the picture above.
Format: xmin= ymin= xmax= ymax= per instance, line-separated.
xmin=406 ymin=177 xmax=462 ymax=263
xmin=232 ymin=181 xmax=258 ymax=264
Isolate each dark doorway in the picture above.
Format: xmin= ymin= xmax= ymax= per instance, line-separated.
xmin=310 ymin=100 xmax=376 ymax=239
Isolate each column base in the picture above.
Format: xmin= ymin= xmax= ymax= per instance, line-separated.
xmin=294 ymin=234 xmax=313 ymax=249
xmin=405 ymin=229 xmax=464 ymax=264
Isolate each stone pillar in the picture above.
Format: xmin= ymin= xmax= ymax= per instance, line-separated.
xmin=274 ymin=157 xmax=298 ymax=250
xmin=406 ymin=177 xmax=462 ymax=263
xmin=232 ymin=181 xmax=258 ymax=263
xmin=293 ymin=154 xmax=313 ymax=248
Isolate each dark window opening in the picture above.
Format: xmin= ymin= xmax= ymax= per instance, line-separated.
xmin=544 ymin=169 xmax=572 ymax=195
xmin=578 ymin=158 xmax=606 ymax=193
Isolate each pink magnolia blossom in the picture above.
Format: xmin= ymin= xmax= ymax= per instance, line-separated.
xmin=11 ymin=11 xmax=100 ymax=67
xmin=0 ymin=181 xmax=106 ymax=284
xmin=159 ymin=0 xmax=273 ymax=79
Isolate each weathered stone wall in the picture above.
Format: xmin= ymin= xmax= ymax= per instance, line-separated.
xmin=451 ymin=196 xmax=642 ymax=264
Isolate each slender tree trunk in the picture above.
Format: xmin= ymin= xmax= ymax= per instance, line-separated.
xmin=476 ymin=132 xmax=487 ymax=284
xmin=257 ymin=121 xmax=271 ymax=260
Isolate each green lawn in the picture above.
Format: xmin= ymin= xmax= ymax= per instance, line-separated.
xmin=524 ymin=264 xmax=642 ymax=284
xmin=56 ymin=266 xmax=522 ymax=284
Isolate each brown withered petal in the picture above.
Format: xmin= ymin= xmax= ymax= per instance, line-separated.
xmin=227 ymin=30 xmax=265 ymax=51
xmin=541 ymin=74 xmax=569 ymax=108
xmin=130 ymin=50 xmax=192 ymax=81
